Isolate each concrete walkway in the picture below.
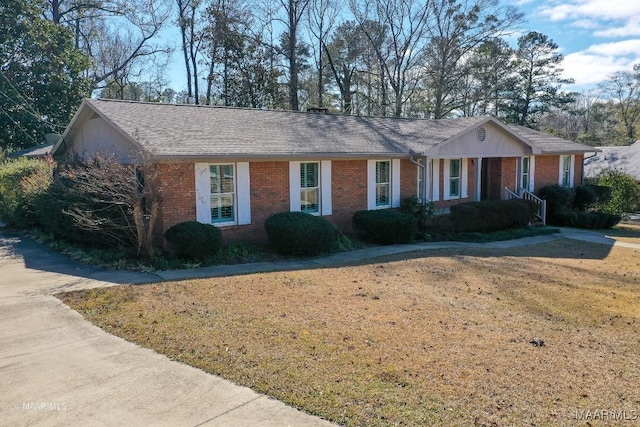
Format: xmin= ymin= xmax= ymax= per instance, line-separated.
xmin=1 ymin=226 xmax=638 ymax=426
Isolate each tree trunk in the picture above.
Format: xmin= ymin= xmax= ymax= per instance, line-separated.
xmin=179 ymin=20 xmax=193 ymax=100
xmin=288 ymin=0 xmax=299 ymax=111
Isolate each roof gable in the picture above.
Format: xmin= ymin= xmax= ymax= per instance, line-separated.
xmin=423 ymin=119 xmax=541 ymax=158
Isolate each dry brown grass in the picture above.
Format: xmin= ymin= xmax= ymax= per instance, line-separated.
xmin=59 ymin=239 xmax=640 ymax=426
xmin=603 ymin=222 xmax=640 ymax=245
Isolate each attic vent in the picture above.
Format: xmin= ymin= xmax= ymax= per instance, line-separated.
xmin=476 ymin=127 xmax=486 ymax=142
xmin=90 ymin=112 xmax=99 ymax=119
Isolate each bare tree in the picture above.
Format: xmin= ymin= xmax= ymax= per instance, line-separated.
xmin=45 ymin=0 xmax=172 ymax=89
xmin=306 ymin=0 xmax=340 ymax=108
xmin=281 ymin=0 xmax=310 ymax=111
xmin=177 ymin=0 xmax=207 ymax=104
xmin=598 ymin=64 xmax=640 ymax=144
xmin=55 ymin=152 xmax=161 ymax=260
xmin=349 ymin=0 xmax=431 ymax=117
xmin=424 ymin=0 xmax=524 ymax=119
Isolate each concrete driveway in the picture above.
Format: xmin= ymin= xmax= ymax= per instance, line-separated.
xmin=0 ymin=232 xmax=335 ymax=427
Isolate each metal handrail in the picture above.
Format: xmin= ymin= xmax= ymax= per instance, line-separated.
xmin=503 ymin=187 xmax=547 ymax=225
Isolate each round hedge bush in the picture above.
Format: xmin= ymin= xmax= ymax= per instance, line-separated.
xmin=352 ymin=209 xmax=418 ymax=244
xmin=265 ymin=211 xmax=337 ymax=256
xmin=164 ymin=221 xmax=223 ymax=259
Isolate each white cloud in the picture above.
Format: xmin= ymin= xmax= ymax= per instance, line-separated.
xmin=539 ymin=0 xmax=640 ymax=22
xmin=594 ymin=17 xmax=640 ymax=37
xmin=571 ymin=19 xmax=599 ymax=30
xmin=584 ymin=39 xmax=640 ymax=56
xmin=562 ymin=40 xmax=640 ymax=87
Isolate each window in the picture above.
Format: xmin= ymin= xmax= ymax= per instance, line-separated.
xmin=376 ymin=160 xmax=390 ymax=207
xmin=561 ymin=155 xmax=570 ymax=187
xmin=417 ymin=159 xmax=424 ymax=201
xmin=521 ymin=157 xmax=530 ymax=191
xmin=210 ymin=164 xmax=235 ymax=223
xmin=449 ymin=159 xmax=461 ymax=198
xmin=300 ymin=162 xmax=319 ymax=213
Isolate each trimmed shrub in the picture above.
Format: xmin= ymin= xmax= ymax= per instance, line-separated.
xmin=164 ymin=221 xmax=223 ymax=259
xmin=0 ymin=157 xmax=53 ymax=228
xmin=265 ymin=211 xmax=337 ymax=256
xmin=448 ymin=199 xmax=539 ymax=232
xmin=556 ymin=211 xmax=620 ymax=229
xmin=572 ymin=185 xmax=597 ymax=211
xmin=538 ymin=181 xmax=622 ymax=229
xmin=352 ymin=209 xmax=418 ymax=244
xmin=537 ymin=185 xmax=574 ymax=224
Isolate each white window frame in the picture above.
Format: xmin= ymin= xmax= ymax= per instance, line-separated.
xmin=300 ymin=162 xmax=319 ymax=214
xmin=289 ymin=161 xmax=332 ymax=215
xmin=195 ymin=162 xmax=251 ymax=226
xmin=443 ymin=158 xmax=468 ymax=201
xmin=376 ymin=160 xmax=391 ymax=207
xmin=367 ymin=159 xmax=401 ymax=210
xmin=210 ymin=164 xmax=236 ymax=225
xmin=559 ymin=155 xmax=575 ymax=188
xmin=521 ymin=156 xmax=530 ymax=191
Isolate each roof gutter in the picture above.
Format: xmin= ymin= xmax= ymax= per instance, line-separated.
xmin=150 ymin=152 xmax=413 ymax=163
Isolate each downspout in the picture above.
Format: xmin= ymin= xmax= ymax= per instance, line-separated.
xmin=409 ymin=154 xmax=429 ymax=202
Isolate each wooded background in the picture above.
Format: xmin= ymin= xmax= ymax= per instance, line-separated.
xmin=2 ymin=0 xmax=640 ymax=151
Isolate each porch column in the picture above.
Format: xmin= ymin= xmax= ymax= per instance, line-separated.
xmin=474 ymin=157 xmax=482 ymax=201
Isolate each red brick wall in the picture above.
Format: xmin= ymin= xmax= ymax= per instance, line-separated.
xmin=400 ymin=159 xmax=418 ymax=200
xmin=329 ymin=160 xmax=368 ymax=232
xmin=502 ymin=157 xmax=517 ymax=193
xmin=156 ymin=163 xmax=196 ymax=235
xmin=220 ymin=161 xmax=289 ymax=243
xmin=154 ymin=155 xmax=586 ymax=245
xmin=574 ymin=154 xmax=584 ymax=186
xmin=533 ymin=156 xmax=559 ymax=192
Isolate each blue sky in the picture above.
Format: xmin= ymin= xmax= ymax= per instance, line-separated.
xmin=518 ymin=0 xmax=640 ymax=91
xmin=163 ymin=0 xmax=640 ymax=94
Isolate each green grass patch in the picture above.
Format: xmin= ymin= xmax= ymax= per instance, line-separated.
xmin=422 ymin=226 xmax=560 ymax=243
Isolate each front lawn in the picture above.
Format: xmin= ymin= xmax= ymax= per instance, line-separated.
xmin=59 ymin=239 xmax=640 ymax=426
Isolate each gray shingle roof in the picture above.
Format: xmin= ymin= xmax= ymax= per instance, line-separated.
xmin=57 ymin=98 xmax=596 ymax=159
xmin=9 ymin=143 xmax=53 ymax=159
xmin=584 ymin=142 xmax=640 ymax=180
xmin=507 ymin=125 xmax=597 ymax=154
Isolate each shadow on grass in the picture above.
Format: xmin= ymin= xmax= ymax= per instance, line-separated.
xmin=1 ymin=224 xmax=622 ymax=290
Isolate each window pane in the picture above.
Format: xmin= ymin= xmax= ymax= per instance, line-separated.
xmin=562 ymin=156 xmax=570 ymax=187
xmin=210 ymin=164 xmax=235 ymax=223
xmin=301 ymin=188 xmax=319 ymax=213
xmin=450 ymin=178 xmax=460 ymax=197
xmin=300 ymin=162 xmax=318 ymax=188
xmin=376 ymin=183 xmax=389 ymax=206
xmin=210 ymin=165 xmax=220 ymax=193
xmin=376 ymin=161 xmax=390 ymax=184
xmin=450 ymin=159 xmax=460 ymax=178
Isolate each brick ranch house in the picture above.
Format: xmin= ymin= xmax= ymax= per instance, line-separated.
xmin=52 ymin=98 xmax=597 ymax=244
